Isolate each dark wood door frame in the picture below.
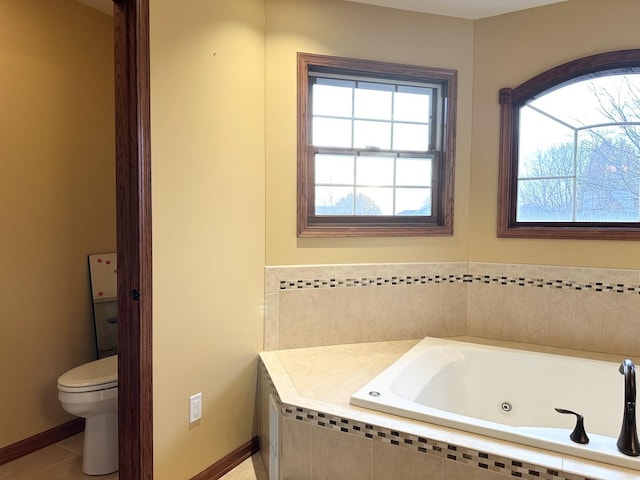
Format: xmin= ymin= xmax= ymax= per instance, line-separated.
xmin=114 ymin=0 xmax=153 ymax=479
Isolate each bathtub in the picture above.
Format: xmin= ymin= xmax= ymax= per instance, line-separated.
xmin=350 ymin=337 xmax=640 ymax=471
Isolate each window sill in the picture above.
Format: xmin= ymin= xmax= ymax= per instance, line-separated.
xmin=498 ymin=224 xmax=640 ymax=240
xmin=298 ymin=222 xmax=453 ymax=238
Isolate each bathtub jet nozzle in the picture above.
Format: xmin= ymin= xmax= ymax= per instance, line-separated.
xmin=554 ymin=408 xmax=589 ymax=444
xmin=617 ymin=359 xmax=640 ymax=457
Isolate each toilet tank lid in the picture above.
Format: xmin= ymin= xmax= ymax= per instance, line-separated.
xmin=57 ymin=355 xmax=118 ymax=390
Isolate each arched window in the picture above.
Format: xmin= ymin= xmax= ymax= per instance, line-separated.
xmin=498 ymin=50 xmax=640 ymax=239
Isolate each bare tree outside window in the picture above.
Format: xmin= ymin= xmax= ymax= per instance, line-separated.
xmin=498 ymin=49 xmax=640 ymax=239
xmin=516 ymin=73 xmax=640 ymax=223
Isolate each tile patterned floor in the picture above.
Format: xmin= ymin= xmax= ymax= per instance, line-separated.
xmin=220 ymin=454 xmax=267 ymax=480
xmin=0 ymin=433 xmax=117 ymax=480
xmin=0 ymin=433 xmax=266 ymax=480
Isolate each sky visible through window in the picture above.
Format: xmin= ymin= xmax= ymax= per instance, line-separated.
xmin=311 ymin=78 xmax=436 ymax=216
xmin=517 ymin=73 xmax=640 ymax=222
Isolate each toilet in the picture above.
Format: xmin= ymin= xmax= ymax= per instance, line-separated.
xmin=57 ymin=354 xmax=118 ymax=475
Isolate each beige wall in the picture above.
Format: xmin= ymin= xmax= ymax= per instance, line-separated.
xmin=147 ymin=0 xmax=640 ymax=477
xmin=0 ymin=0 xmax=115 ymax=448
xmin=150 ymin=0 xmax=265 ymax=478
xmin=471 ymin=0 xmax=640 ymax=268
xmin=265 ymin=0 xmax=474 ymax=266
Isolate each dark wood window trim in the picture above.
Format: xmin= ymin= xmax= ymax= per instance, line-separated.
xmin=297 ymin=53 xmax=457 ymax=238
xmin=498 ymin=49 xmax=640 ymax=240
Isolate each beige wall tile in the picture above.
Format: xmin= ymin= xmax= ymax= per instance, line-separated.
xmin=372 ymin=442 xmax=443 ymax=480
xmin=398 ymin=283 xmax=465 ymax=339
xmin=467 ymin=283 xmax=503 ymax=339
xmin=310 ymin=425 xmax=372 ymax=480
xmin=401 ymin=284 xmax=440 ymax=339
xmin=468 ymin=262 xmax=505 ymax=277
xmin=259 ymin=423 xmax=270 ymax=478
xmin=266 ymin=263 xmax=468 ymax=287
xmin=278 ymin=288 xmax=366 ymax=348
xmin=257 ymin=368 xmax=270 ymax=445
xmin=444 ymin=459 xmax=508 ymax=480
xmin=361 ymin=286 xmax=406 ymax=343
xmin=559 ymin=266 xmax=640 ymax=286
xmin=281 ymin=417 xmax=311 ymax=480
xmin=438 ymin=283 xmax=468 ymax=336
xmin=257 ymin=368 xmax=272 ymax=476
xmin=502 ymin=264 xmax=567 ymax=281
xmin=501 ymin=264 xmax=640 ymax=286
xmin=547 ymin=289 xmax=602 ymax=351
xmin=502 ymin=286 xmax=552 ymax=345
xmin=602 ymin=294 xmax=640 ymax=356
xmin=264 ymin=293 xmax=280 ymax=351
xmin=265 ymin=267 xmax=282 ymax=294
xmin=268 ymin=263 xmax=640 ymax=357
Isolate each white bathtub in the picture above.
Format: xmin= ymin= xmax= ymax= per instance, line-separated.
xmin=350 ymin=337 xmax=640 ymax=471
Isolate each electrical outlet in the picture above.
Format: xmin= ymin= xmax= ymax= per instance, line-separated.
xmin=189 ymin=392 xmax=202 ymax=423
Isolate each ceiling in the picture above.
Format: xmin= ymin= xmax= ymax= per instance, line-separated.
xmin=76 ymin=0 xmax=112 ymax=15
xmin=343 ymin=0 xmax=568 ymax=19
xmin=77 ymin=0 xmax=568 ymax=20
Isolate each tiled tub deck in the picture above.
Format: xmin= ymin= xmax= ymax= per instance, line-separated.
xmin=258 ymin=338 xmax=640 ymax=480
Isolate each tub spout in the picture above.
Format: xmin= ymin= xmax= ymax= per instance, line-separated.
xmin=617 ymin=359 xmax=640 ymax=457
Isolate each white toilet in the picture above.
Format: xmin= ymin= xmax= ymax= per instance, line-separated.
xmin=57 ymin=354 xmax=118 ymax=475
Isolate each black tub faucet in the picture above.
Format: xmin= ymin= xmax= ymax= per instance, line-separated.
xmin=617 ymin=359 xmax=640 ymax=456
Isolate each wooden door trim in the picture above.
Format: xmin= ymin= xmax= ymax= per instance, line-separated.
xmin=114 ymin=0 xmax=153 ymax=478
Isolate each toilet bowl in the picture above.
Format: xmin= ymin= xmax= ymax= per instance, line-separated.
xmin=58 ymin=355 xmax=118 ymax=475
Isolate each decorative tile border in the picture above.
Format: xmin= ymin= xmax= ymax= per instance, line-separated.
xmin=280 ymin=403 xmax=599 ymax=480
xmin=279 ymin=274 xmax=464 ymax=290
xmin=470 ymin=275 xmax=640 ymax=294
xmin=278 ymin=273 xmax=640 ymax=295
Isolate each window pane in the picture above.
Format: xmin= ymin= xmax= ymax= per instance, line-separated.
xmin=315 ymin=186 xmax=355 ymax=215
xmin=315 ymin=154 xmax=354 ymax=185
xmin=518 ymin=106 xmax=575 ymax=178
xmin=529 ymin=73 xmax=640 ymax=128
xmin=516 ymin=178 xmax=574 ymax=222
xmin=576 ymin=126 xmax=640 ymax=222
xmin=354 ymin=82 xmax=393 ymax=120
xmin=394 ymin=87 xmax=431 ymax=122
xmin=396 ymin=158 xmax=432 ymax=187
xmin=299 ymin=53 xmax=456 ymax=236
xmin=312 ymin=81 xmax=353 ymax=118
xmin=395 ymin=188 xmax=431 ymax=215
xmin=393 ymin=123 xmax=430 ymax=151
xmin=355 ymin=187 xmax=392 ymax=215
xmin=312 ymin=117 xmax=352 ymax=147
xmin=353 ymin=120 xmax=391 ymax=149
xmin=356 ymin=156 xmax=394 ymax=186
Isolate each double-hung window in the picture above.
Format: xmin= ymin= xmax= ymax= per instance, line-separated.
xmin=297 ymin=53 xmax=457 ymax=237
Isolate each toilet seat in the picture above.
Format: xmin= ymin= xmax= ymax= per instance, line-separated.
xmin=57 ymin=355 xmax=118 ymax=393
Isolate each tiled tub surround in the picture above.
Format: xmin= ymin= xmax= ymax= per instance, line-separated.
xmin=264 ymin=262 xmax=640 ymax=357
xmin=258 ymin=339 xmax=640 ymax=480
